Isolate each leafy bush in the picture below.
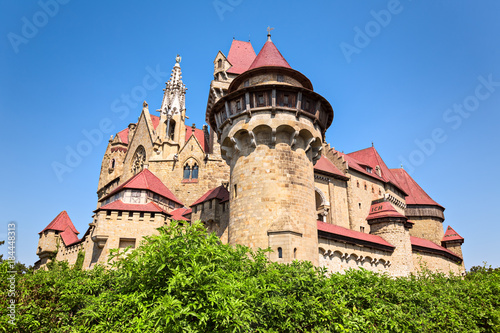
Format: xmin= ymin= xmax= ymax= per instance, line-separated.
xmin=1 ymin=222 xmax=499 ymax=332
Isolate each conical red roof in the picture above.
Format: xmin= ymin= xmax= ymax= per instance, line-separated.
xmin=442 ymin=226 xmax=464 ymax=242
xmin=248 ymin=39 xmax=291 ymax=70
xmin=366 ymin=201 xmax=407 ymax=221
xmin=39 ymin=211 xmax=79 ymax=234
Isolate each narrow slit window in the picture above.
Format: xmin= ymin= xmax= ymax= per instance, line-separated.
xmin=278 ymin=247 xmax=283 ymax=259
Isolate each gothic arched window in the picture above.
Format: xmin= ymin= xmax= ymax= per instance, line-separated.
xmin=183 ymin=165 xmax=191 ymax=179
xmin=131 ymin=146 xmax=146 ymax=175
xmin=192 ymin=164 xmax=199 ymax=179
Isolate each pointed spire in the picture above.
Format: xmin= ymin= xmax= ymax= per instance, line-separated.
xmin=160 ymin=55 xmax=187 ymax=117
xmin=442 ymin=226 xmax=464 ymax=243
xmin=248 ymin=31 xmax=291 ymax=70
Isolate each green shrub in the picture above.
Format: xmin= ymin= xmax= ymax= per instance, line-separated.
xmin=1 ymin=222 xmax=499 ymax=332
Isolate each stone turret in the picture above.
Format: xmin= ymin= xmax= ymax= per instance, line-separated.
xmin=37 ymin=211 xmax=79 ymax=269
xmin=207 ymin=34 xmax=334 ymax=264
xmin=441 ymin=225 xmax=464 ymax=258
xmin=367 ymin=200 xmax=414 ymax=276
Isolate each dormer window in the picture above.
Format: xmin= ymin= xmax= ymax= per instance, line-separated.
xmin=366 ymin=167 xmax=372 ymax=173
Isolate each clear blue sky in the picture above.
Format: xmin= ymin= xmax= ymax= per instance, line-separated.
xmin=1 ymin=1 xmax=499 ymax=269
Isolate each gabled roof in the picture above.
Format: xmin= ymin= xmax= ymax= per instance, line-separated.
xmin=101 ymin=169 xmax=183 ymax=205
xmin=97 ymin=200 xmax=168 ymax=214
xmin=442 ymin=226 xmax=464 ymax=243
xmin=60 ymin=227 xmax=80 ymax=246
xmin=366 ymin=201 xmax=407 ymax=221
xmin=185 ymin=127 xmax=207 ymax=152
xmin=115 ymin=114 xmax=160 ymax=145
xmin=248 ymin=39 xmax=291 ymax=70
xmin=191 ymin=185 xmax=230 ymax=206
xmin=314 ymin=155 xmax=348 ymax=179
xmin=317 ymin=221 xmax=395 ymax=251
xmin=39 ymin=211 xmax=79 ymax=234
xmin=390 ymin=168 xmax=443 ymax=208
xmin=347 ymin=147 xmax=406 ymax=195
xmin=170 ymin=207 xmax=191 ymax=222
xmin=226 ymin=40 xmax=257 ymax=74
xmin=411 ymin=236 xmax=462 ymax=261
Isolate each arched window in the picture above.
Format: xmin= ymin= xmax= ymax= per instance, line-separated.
xmin=217 ymin=59 xmax=222 ymax=68
xmin=192 ymin=164 xmax=199 ymax=179
xmin=183 ymin=165 xmax=191 ymax=179
xmin=111 ymin=159 xmax=115 ymax=169
xmin=166 ymin=119 xmax=176 ymax=141
xmin=278 ymin=247 xmax=283 ymax=259
xmin=293 ymin=248 xmax=297 ymax=259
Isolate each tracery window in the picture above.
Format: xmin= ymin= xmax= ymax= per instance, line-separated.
xmin=131 ymin=146 xmax=146 ymax=175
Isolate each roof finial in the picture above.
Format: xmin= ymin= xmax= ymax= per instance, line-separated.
xmin=371 ymin=141 xmax=374 ymax=147
xmin=175 ymin=54 xmax=181 ymax=64
xmin=267 ymin=26 xmax=274 ymax=41
xmin=401 ymin=163 xmax=404 ymax=169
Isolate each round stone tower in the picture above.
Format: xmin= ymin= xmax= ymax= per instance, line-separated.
xmin=207 ymin=34 xmax=333 ymax=264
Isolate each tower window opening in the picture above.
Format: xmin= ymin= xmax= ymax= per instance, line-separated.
xmin=217 ymin=59 xmax=222 ymax=68
xmin=129 ymin=211 xmax=133 ymax=218
xmin=183 ymin=165 xmax=191 ymax=179
xmin=106 ymin=210 xmax=111 ymax=216
xmin=277 ymin=74 xmax=284 ymax=82
xmin=234 ymin=184 xmax=237 ymax=198
xmin=359 ymin=203 xmax=362 ymax=209
xmin=139 ymin=212 xmax=144 ymax=218
xmin=360 ymin=226 xmax=365 ymax=233
xmin=118 ymin=211 xmax=122 ymax=218
xmin=364 ymin=184 xmax=367 ymax=190
xmin=278 ymin=247 xmax=283 ymax=259
xmin=293 ymin=248 xmax=297 ymax=259
xmin=257 ymin=94 xmax=265 ymax=106
xmin=236 ymin=100 xmax=241 ymax=111
xmin=111 ymin=159 xmax=115 ymax=169
xmin=192 ymin=164 xmax=199 ymax=179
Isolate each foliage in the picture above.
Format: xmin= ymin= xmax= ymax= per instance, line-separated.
xmin=1 ymin=222 xmax=499 ymax=332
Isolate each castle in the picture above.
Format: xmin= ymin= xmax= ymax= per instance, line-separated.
xmin=35 ymin=34 xmax=465 ymax=276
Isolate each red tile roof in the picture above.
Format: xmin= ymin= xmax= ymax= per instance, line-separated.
xmin=115 ymin=114 xmax=160 ymax=145
xmin=97 ymin=200 xmax=168 ymax=213
xmin=317 ymin=221 xmax=395 ymax=250
xmin=117 ymin=128 xmax=129 ymax=144
xmin=226 ymin=40 xmax=257 ymax=74
xmin=248 ymin=39 xmax=291 ymax=70
xmin=149 ymin=114 xmax=160 ymax=129
xmin=442 ymin=226 xmax=464 ymax=243
xmin=366 ymin=201 xmax=407 ymax=221
xmin=60 ymin=227 xmax=81 ymax=246
xmin=314 ymin=155 xmax=347 ymax=179
xmin=39 ymin=211 xmax=79 ymax=234
xmin=411 ymin=236 xmax=462 ymax=261
xmin=185 ymin=127 xmax=207 ymax=152
xmin=390 ymin=168 xmax=443 ymax=208
xmin=101 ymin=169 xmax=183 ymax=205
xmin=191 ymin=185 xmax=230 ymax=206
xmin=170 ymin=207 xmax=191 ymax=222
xmin=347 ymin=147 xmax=407 ymax=195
